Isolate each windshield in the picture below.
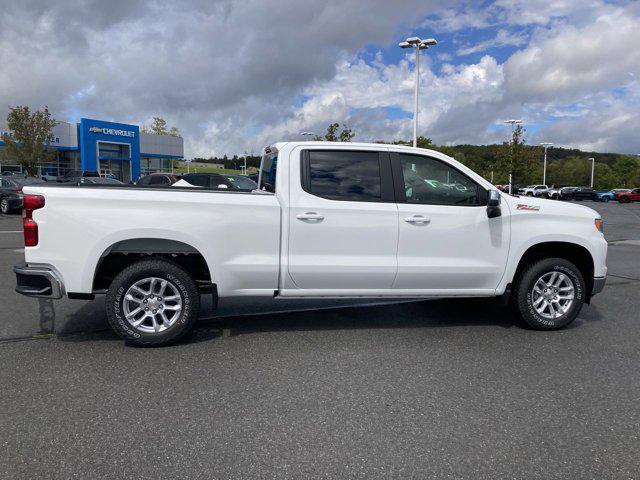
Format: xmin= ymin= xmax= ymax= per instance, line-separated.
xmin=225 ymin=175 xmax=257 ymax=190
xmin=81 ymin=177 xmax=123 ymax=184
xmin=13 ymin=177 xmax=46 ymax=187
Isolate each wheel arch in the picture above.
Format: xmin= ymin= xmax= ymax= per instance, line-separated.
xmin=511 ymin=241 xmax=595 ymax=302
xmin=93 ymin=238 xmax=213 ymax=292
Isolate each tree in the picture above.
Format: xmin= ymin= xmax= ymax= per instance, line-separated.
xmin=315 ymin=123 xmax=355 ymax=142
xmin=142 ymin=117 xmax=181 ymax=137
xmin=339 ymin=125 xmax=355 ymax=142
xmin=495 ymin=125 xmax=538 ymax=186
xmin=1 ymin=105 xmax=57 ymax=176
xmin=612 ymin=156 xmax=640 ymax=188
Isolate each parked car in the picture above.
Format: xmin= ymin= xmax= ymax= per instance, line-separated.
xmin=136 ymin=173 xmax=180 ymax=187
xmin=566 ymin=187 xmax=596 ymax=201
xmin=544 ymin=185 xmax=567 ymax=199
xmin=533 ymin=187 xmax=554 ymax=198
xmin=556 ymin=187 xmax=577 ymax=200
xmin=593 ymin=189 xmax=630 ymax=202
xmin=175 ymin=173 xmax=258 ymax=190
xmin=0 ymin=176 xmax=46 ymax=214
xmin=521 ymin=185 xmax=548 ymax=196
xmin=57 ymin=170 xmax=101 ymax=183
xmin=616 ymin=188 xmax=640 ymax=203
xmin=14 ymin=142 xmax=607 ymax=346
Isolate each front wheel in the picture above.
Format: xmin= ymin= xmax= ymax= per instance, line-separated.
xmin=106 ymin=259 xmax=200 ymax=346
xmin=511 ymin=257 xmax=585 ymax=330
xmin=619 ymin=196 xmax=630 ymax=203
xmin=602 ymin=196 xmax=610 ymax=202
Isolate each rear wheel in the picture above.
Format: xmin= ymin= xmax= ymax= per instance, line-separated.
xmin=511 ymin=257 xmax=585 ymax=330
xmin=619 ymin=196 xmax=630 ymax=203
xmin=602 ymin=196 xmax=610 ymax=202
xmin=106 ymin=259 xmax=200 ymax=346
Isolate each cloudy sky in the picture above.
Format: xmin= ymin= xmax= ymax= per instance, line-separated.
xmin=1 ymin=0 xmax=639 ymax=157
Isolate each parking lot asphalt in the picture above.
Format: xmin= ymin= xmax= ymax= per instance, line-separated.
xmin=1 ymin=201 xmax=640 ymax=479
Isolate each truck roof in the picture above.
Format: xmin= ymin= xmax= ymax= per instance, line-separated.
xmin=271 ymin=141 xmax=445 ymax=157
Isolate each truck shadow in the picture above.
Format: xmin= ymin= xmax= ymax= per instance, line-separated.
xmin=56 ymin=297 xmax=557 ymax=345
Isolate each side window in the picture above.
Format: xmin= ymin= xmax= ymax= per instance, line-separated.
xmin=209 ymin=176 xmax=227 ymax=189
xmin=305 ymin=150 xmax=382 ymax=202
xmin=183 ymin=174 xmax=209 ymax=187
xmin=398 ymin=154 xmax=483 ymax=206
xmin=149 ymin=175 xmax=169 ymax=185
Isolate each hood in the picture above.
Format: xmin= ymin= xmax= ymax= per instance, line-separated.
xmin=502 ymin=193 xmax=599 ymax=219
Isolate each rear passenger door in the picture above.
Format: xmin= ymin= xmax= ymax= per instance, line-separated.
xmin=287 ymin=148 xmax=398 ymax=291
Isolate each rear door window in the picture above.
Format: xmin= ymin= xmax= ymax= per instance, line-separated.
xmin=305 ymin=150 xmax=382 ymax=202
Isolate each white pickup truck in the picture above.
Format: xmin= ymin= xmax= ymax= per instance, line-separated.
xmin=14 ymin=142 xmax=607 ymax=346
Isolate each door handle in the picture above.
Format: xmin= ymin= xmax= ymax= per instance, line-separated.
xmin=404 ymin=215 xmax=430 ymax=224
xmin=296 ymin=212 xmax=325 ymax=221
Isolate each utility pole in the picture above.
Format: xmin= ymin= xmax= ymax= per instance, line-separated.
xmin=540 ymin=142 xmax=553 ymax=186
xmin=589 ymin=157 xmax=595 ymax=188
xmin=399 ymin=36 xmax=437 ymax=147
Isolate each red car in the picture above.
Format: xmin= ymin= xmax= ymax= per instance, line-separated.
xmin=616 ymin=188 xmax=640 ymax=203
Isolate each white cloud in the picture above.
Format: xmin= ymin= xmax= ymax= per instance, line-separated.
xmin=456 ymin=28 xmax=527 ymax=56
xmin=1 ymin=0 xmax=640 ymax=156
xmin=504 ymin=3 xmax=640 ymax=102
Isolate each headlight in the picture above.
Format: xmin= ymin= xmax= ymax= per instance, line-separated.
xmin=595 ymin=218 xmax=603 ymax=233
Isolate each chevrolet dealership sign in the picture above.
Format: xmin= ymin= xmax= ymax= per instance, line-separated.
xmin=89 ymin=126 xmax=135 ymax=138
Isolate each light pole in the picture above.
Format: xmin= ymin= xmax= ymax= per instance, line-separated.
xmin=399 ymin=36 xmax=437 ymax=148
xmin=504 ymin=119 xmax=523 ymax=194
xmin=300 ymin=131 xmax=316 ymax=140
xmin=589 ymin=157 xmax=595 ymax=188
xmin=540 ymin=142 xmax=553 ymax=186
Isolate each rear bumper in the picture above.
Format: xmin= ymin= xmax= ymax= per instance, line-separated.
xmin=591 ymin=276 xmax=606 ymax=296
xmin=14 ymin=263 xmax=64 ymax=299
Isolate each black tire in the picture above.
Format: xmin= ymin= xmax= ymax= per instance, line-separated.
xmin=620 ymin=196 xmax=630 ymax=203
xmin=511 ymin=257 xmax=585 ymax=330
xmin=0 ymin=196 xmax=12 ymax=214
xmin=602 ymin=196 xmax=610 ymax=203
xmin=106 ymin=259 xmax=200 ymax=347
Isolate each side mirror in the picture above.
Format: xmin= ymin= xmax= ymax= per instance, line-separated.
xmin=487 ymin=190 xmax=501 ymax=218
xmin=263 ymin=182 xmax=274 ymax=193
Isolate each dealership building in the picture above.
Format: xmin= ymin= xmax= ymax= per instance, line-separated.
xmin=0 ymin=118 xmax=183 ymax=182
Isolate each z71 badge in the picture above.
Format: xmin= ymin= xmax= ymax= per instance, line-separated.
xmin=516 ymin=204 xmax=541 ymax=211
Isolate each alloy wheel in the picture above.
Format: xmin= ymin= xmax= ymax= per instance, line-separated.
xmin=531 ymin=271 xmax=575 ymax=320
xmin=123 ymin=277 xmax=183 ymax=333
